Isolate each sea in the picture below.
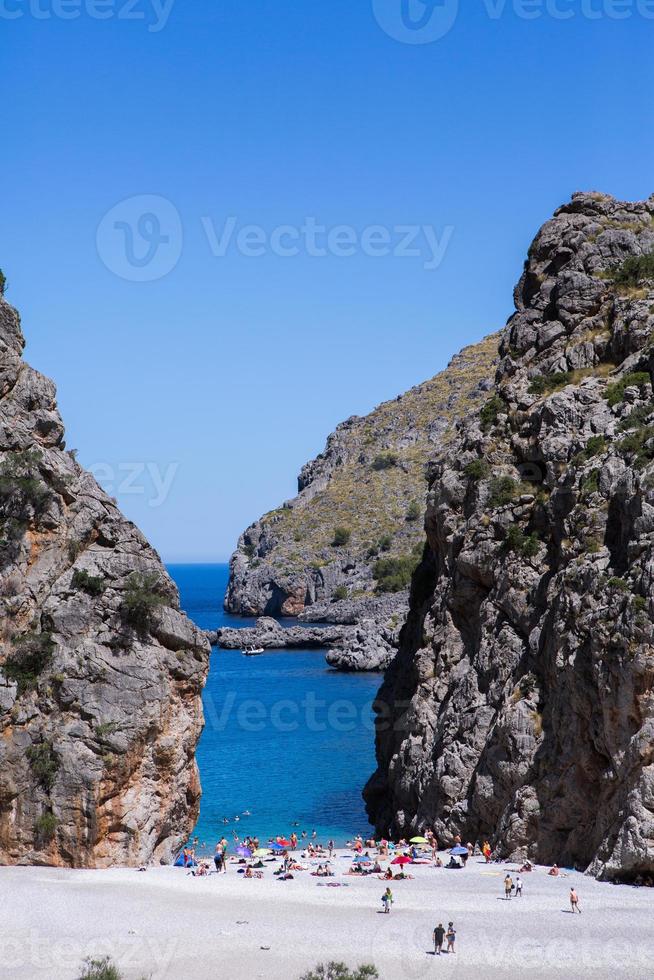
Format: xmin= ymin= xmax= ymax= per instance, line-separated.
xmin=168 ymin=564 xmax=379 ymax=850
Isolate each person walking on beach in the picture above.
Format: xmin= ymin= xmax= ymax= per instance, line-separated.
xmin=570 ymin=888 xmax=582 ymax=913
xmin=328 ymin=839 xmax=334 ymax=858
xmin=504 ymin=874 xmax=514 ymax=900
xmin=445 ymin=922 xmax=456 ymax=954
xmin=515 ymin=875 xmax=523 ymax=897
xmin=382 ymin=887 xmax=393 ymax=913
xmin=213 ymin=843 xmax=224 ymax=874
xmin=433 ymin=922 xmax=445 ymax=955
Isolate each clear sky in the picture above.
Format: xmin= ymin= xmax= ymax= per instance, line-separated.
xmin=1 ymin=0 xmax=652 ymax=561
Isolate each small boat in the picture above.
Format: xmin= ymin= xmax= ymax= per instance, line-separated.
xmin=243 ymin=647 xmax=265 ymax=657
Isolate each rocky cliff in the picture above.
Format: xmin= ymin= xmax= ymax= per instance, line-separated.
xmin=365 ymin=191 xmax=654 ymax=881
xmin=0 ymin=294 xmax=210 ymax=868
xmin=225 ymin=337 xmax=498 ymax=626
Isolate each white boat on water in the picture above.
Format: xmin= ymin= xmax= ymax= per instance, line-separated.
xmin=243 ymin=647 xmax=265 ymax=656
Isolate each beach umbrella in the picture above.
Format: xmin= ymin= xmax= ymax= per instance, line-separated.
xmin=278 ymin=839 xmax=292 ymax=847
xmin=270 ymin=842 xmax=286 ymax=851
xmin=450 ymin=846 xmax=469 ymax=856
xmin=410 ymin=836 xmax=428 ymax=844
xmin=253 ymin=848 xmax=271 ymax=857
xmin=391 ymin=855 xmax=412 ymax=866
xmin=237 ymin=846 xmax=252 ymax=857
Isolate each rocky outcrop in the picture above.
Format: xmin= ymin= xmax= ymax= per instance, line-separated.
xmin=215 ymin=617 xmax=348 ymax=650
xmin=365 ymin=192 xmax=654 ymax=881
xmin=225 ymin=337 xmax=498 ymax=619
xmin=325 ymin=619 xmax=398 ymax=672
xmin=0 ymin=294 xmax=210 ymax=868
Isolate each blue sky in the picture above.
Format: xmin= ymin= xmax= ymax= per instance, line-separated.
xmin=1 ymin=0 xmax=652 ymax=561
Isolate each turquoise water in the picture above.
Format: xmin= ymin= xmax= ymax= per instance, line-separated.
xmin=168 ymin=564 xmax=378 ymax=849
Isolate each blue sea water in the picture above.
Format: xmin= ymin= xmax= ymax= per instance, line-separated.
xmin=168 ymin=564 xmax=379 ymax=849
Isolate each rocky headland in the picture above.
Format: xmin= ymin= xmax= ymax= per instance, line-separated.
xmin=364 ymin=191 xmax=654 ymax=881
xmin=0 ymin=293 xmax=210 ymax=868
xmin=224 ymin=337 xmax=498 ymax=670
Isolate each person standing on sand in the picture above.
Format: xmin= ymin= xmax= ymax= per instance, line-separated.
xmin=382 ymin=887 xmax=393 ymax=913
xmin=446 ymin=922 xmax=456 ymax=953
xmin=504 ymin=874 xmax=513 ymax=900
xmin=570 ymin=888 xmax=582 ymax=913
xmin=515 ymin=875 xmax=523 ymax=897
xmin=483 ymin=841 xmax=491 ymax=863
xmin=433 ymin=922 xmax=445 ymax=955
xmin=328 ymin=839 xmax=334 ymax=858
xmin=213 ymin=844 xmax=223 ymax=873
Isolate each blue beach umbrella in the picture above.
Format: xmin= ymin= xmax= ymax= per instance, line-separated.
xmin=450 ymin=846 xmax=469 ymax=856
xmin=270 ymin=842 xmax=286 ymax=851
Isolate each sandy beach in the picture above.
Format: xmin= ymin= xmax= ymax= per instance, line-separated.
xmin=1 ymin=851 xmax=652 ymax=980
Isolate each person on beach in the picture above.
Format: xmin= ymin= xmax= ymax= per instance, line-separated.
xmin=570 ymin=888 xmax=582 ymax=913
xmin=382 ymin=887 xmax=393 ymax=913
xmin=446 ymin=922 xmax=456 ymax=954
xmin=548 ymin=864 xmax=560 ymax=877
xmin=504 ymin=874 xmax=514 ymax=900
xmin=328 ymin=839 xmax=334 ymax=857
xmin=433 ymin=923 xmax=445 ymax=955
xmin=483 ymin=841 xmax=491 ymax=863
xmin=213 ymin=844 xmax=224 ymax=873
xmin=515 ymin=875 xmax=523 ymax=897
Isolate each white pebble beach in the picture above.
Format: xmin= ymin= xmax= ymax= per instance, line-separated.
xmin=1 ymin=850 xmax=653 ymax=980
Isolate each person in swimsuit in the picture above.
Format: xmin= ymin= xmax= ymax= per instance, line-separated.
xmin=446 ymin=922 xmax=456 ymax=953
xmin=570 ymin=888 xmax=581 ymax=913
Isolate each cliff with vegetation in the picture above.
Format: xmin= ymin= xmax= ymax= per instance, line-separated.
xmin=0 ymin=292 xmax=210 ymax=868
xmin=365 ymin=191 xmax=654 ymax=880
xmin=225 ymin=337 xmax=498 ymax=631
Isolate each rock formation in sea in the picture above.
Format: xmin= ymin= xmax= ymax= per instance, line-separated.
xmin=365 ymin=191 xmax=654 ymax=881
xmin=224 ymin=337 xmax=498 ymax=669
xmin=0 ymin=292 xmax=210 ymax=868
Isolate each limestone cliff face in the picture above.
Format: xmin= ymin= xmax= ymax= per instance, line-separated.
xmin=365 ymin=192 xmax=654 ymax=881
xmin=225 ymin=337 xmax=498 ymax=621
xmin=0 ymin=296 xmax=210 ymax=868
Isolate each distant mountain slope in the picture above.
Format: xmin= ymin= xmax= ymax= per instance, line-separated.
xmin=225 ymin=334 xmax=499 ymax=619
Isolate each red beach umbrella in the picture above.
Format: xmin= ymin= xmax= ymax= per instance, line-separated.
xmin=391 ymin=855 xmax=412 ymax=866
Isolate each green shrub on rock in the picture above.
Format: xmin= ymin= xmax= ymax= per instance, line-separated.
xmin=0 ymin=269 xmax=6 ymax=295
xmin=605 ymin=372 xmax=651 ymax=408
xmin=480 ymin=394 xmax=504 ymax=431
xmin=405 ymin=500 xmax=421 ymax=522
xmin=506 ymin=525 xmax=540 ymax=557
xmin=332 ymin=527 xmax=352 ymax=547
xmin=528 ymin=371 xmax=572 ymax=396
xmin=71 ymin=569 xmax=106 ymax=597
xmin=27 ymin=742 xmax=59 ymax=792
xmin=34 ymin=812 xmax=58 ymax=844
xmin=488 ymin=476 xmax=518 ymax=507
xmin=610 ymin=251 xmax=654 ymax=288
xmin=122 ymin=572 xmax=166 ymax=631
xmin=373 ymin=554 xmax=419 ymax=593
xmin=4 ymin=630 xmax=55 ymax=694
xmin=464 ymin=458 xmax=489 ymax=481
xmin=371 ymin=452 xmax=398 ymax=471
